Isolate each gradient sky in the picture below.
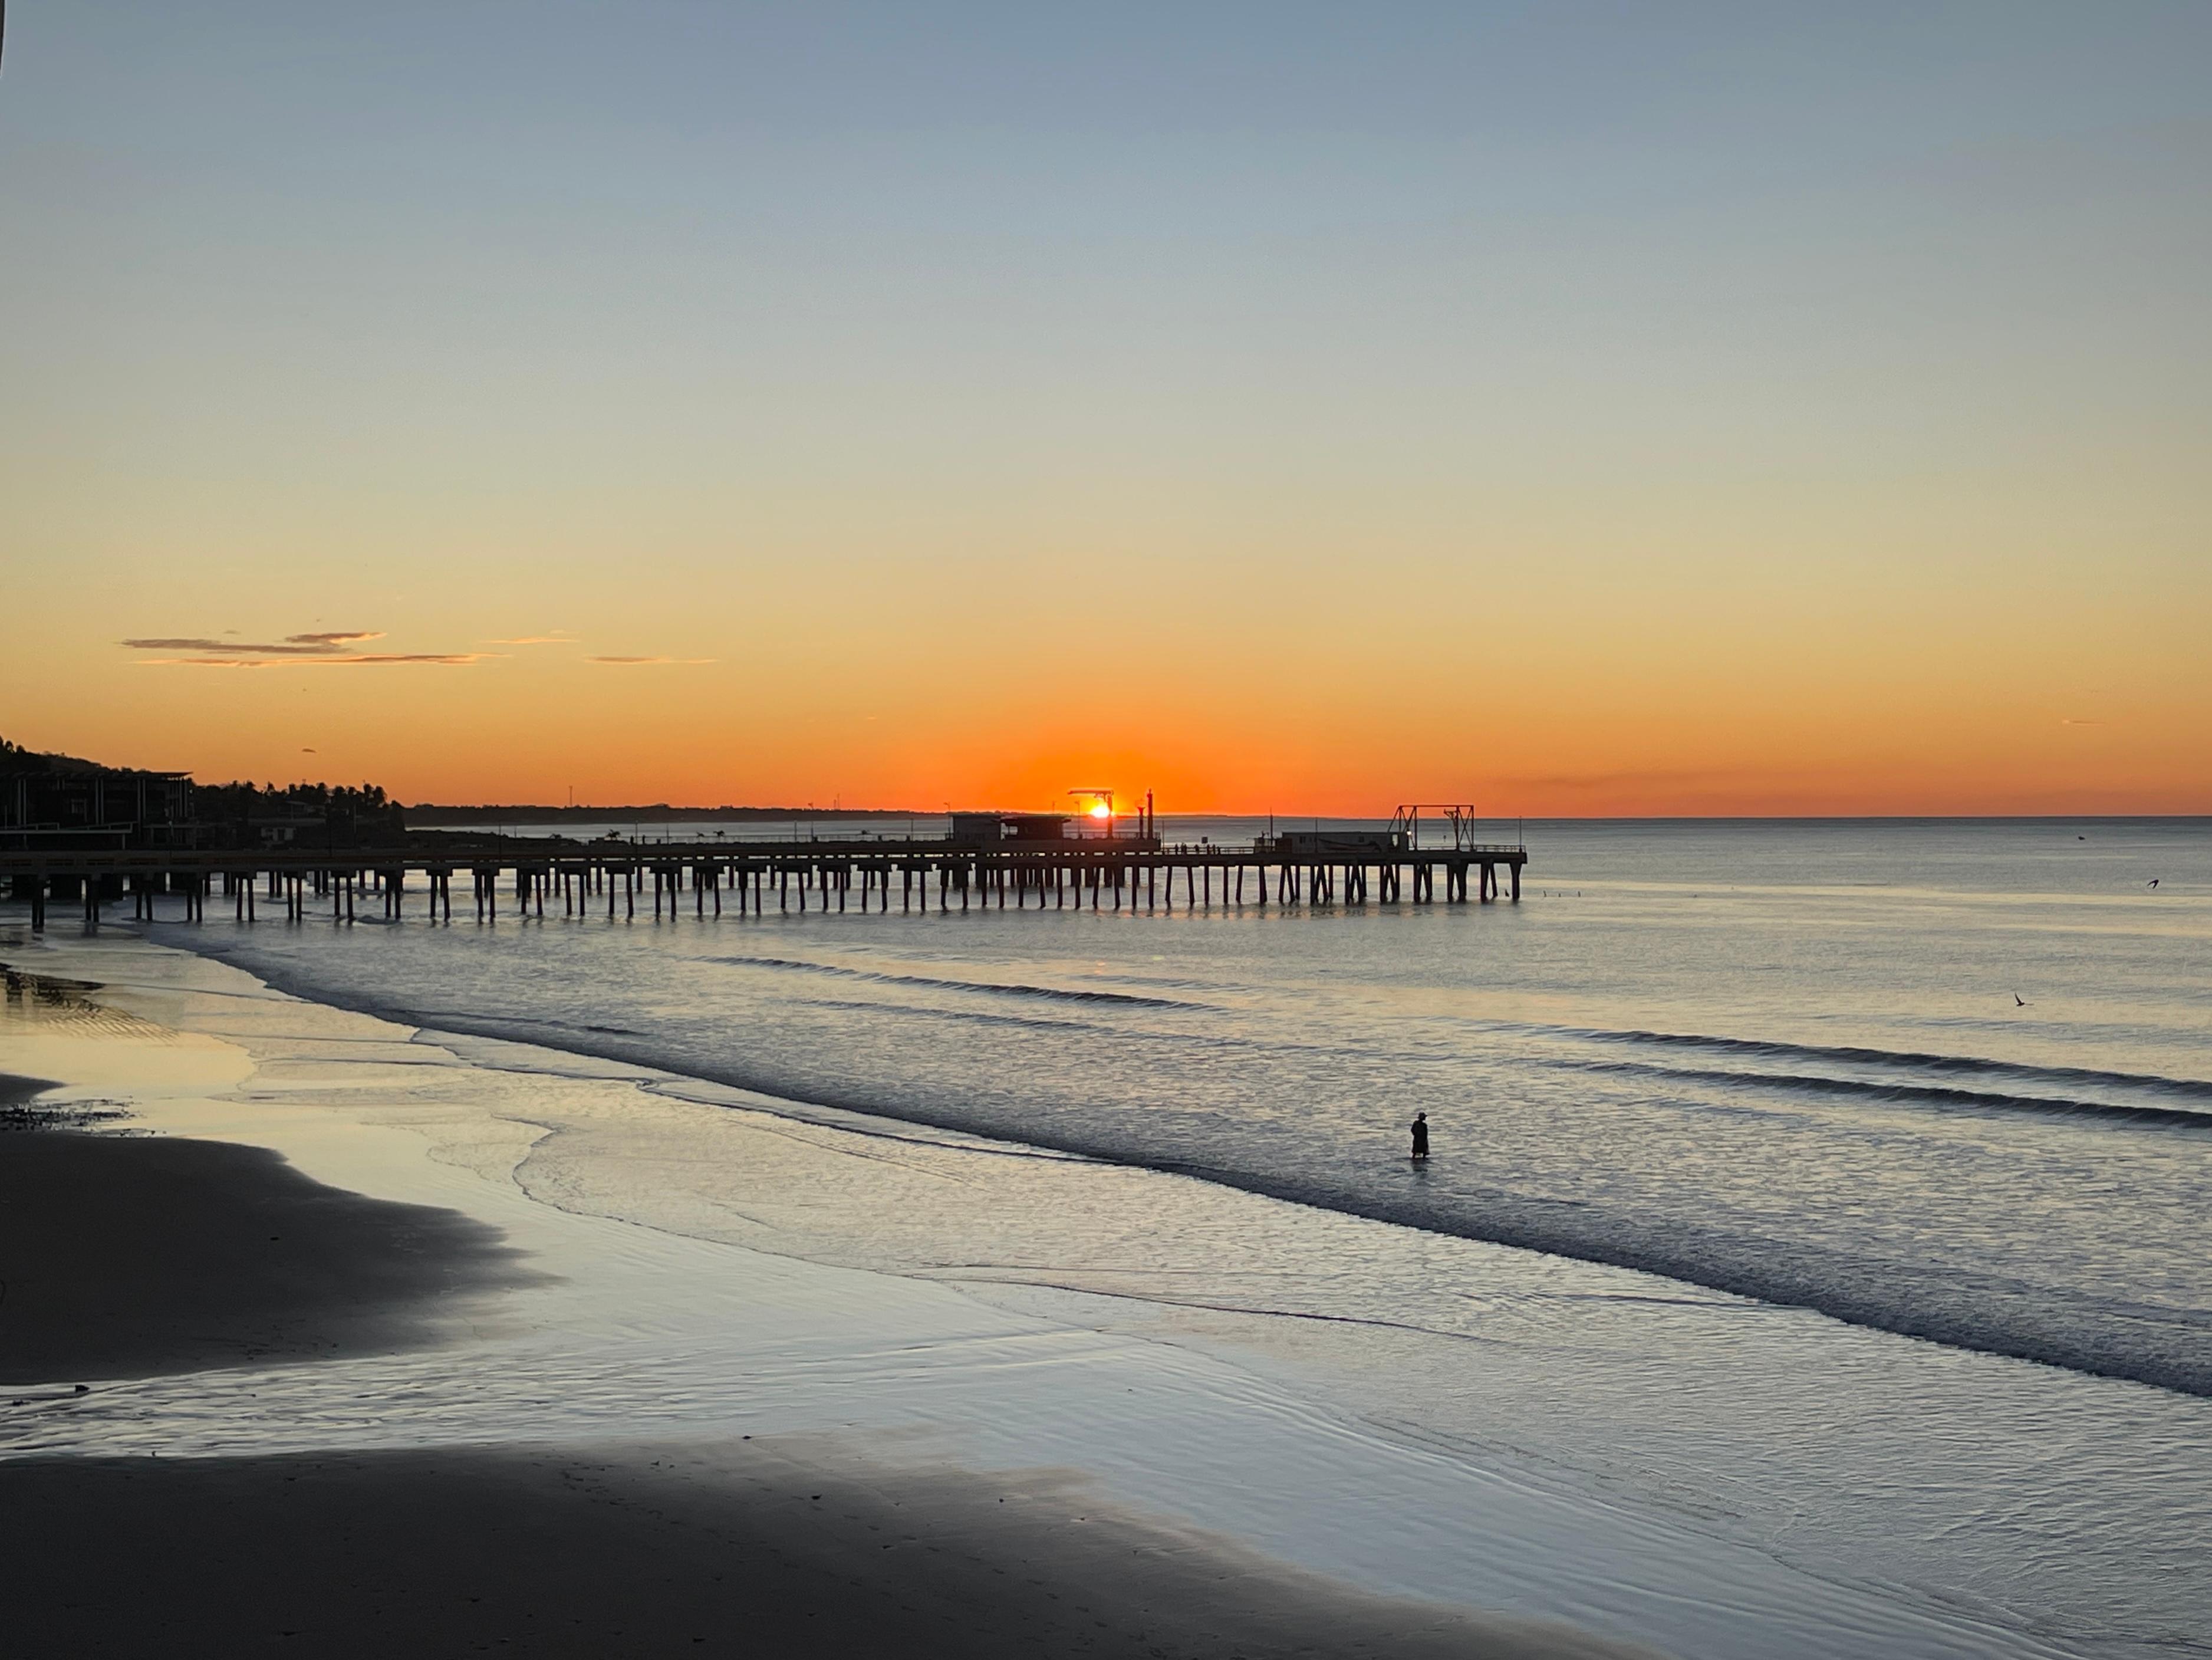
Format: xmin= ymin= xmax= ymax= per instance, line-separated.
xmin=4 ymin=2 xmax=2207 ymax=814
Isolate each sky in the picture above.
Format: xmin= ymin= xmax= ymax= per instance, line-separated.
xmin=2 ymin=2 xmax=2208 ymax=815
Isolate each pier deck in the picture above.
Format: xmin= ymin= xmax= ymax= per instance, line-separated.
xmin=1 ymin=836 xmax=1526 ymax=932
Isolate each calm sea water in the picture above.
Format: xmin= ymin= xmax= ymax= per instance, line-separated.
xmin=143 ymin=817 xmax=2212 ymax=1655
xmin=177 ymin=817 xmax=2212 ymax=1389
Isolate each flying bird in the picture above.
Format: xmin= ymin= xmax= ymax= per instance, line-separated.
xmin=2013 ymin=994 xmax=2026 ymax=1007
xmin=2148 ymin=879 xmax=2160 ymax=889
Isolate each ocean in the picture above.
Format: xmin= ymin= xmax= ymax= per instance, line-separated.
xmin=141 ymin=816 xmax=2212 ymax=1654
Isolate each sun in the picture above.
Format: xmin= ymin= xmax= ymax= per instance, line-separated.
xmin=1088 ymin=801 xmax=1113 ymax=819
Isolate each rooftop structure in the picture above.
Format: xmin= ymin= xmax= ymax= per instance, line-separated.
xmin=1 ymin=752 xmax=196 ymax=853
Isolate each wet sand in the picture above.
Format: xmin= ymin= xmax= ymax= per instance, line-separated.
xmin=7 ymin=1439 xmax=1645 ymax=1659
xmin=0 ymin=1063 xmax=1649 ymax=1659
xmin=0 ymin=1103 xmax=534 ymax=1385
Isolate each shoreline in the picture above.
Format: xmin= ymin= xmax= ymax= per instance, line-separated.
xmin=0 ymin=941 xmax=1657 ymax=1659
xmin=0 ymin=921 xmax=2173 ymax=1658
xmin=150 ymin=908 xmax=2212 ymax=1402
xmin=0 ymin=1124 xmax=1639 ymax=1660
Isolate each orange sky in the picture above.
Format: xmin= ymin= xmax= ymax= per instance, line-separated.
xmin=4 ymin=6 xmax=2208 ymax=816
xmin=8 ymin=547 xmax=2203 ymax=815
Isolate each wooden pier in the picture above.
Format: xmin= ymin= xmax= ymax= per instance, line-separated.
xmin=0 ymin=832 xmax=1526 ymax=934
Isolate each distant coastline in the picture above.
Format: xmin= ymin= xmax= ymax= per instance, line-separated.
xmin=404 ymin=805 xmax=929 ymax=826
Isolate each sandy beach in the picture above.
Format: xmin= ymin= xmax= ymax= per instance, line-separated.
xmin=9 ymin=1441 xmax=1637 ymax=1659
xmin=0 ymin=1124 xmax=530 ymax=1383
xmin=1 ymin=947 xmax=1652 ymax=1659
xmin=6 ymin=921 xmax=2188 ymax=1660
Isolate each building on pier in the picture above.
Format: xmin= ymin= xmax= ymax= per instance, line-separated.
xmin=949 ymin=810 xmax=1160 ymax=850
xmin=1 ymin=745 xmax=196 ymax=853
xmin=949 ymin=812 xmax=1072 ymax=846
xmin=1262 ymin=828 xmax=1411 ymax=862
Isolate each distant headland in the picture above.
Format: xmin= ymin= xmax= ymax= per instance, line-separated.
xmin=406 ymin=805 xmax=928 ymax=825
xmin=1 ymin=735 xmax=927 ymax=853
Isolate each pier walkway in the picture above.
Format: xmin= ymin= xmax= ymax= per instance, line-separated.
xmin=1 ymin=834 xmax=1526 ymax=932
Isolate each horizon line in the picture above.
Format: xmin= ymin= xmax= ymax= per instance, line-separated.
xmin=400 ymin=804 xmax=2212 ymax=824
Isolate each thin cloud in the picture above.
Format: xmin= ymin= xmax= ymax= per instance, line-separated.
xmin=2060 ymin=718 xmax=2108 ymax=727
xmin=121 ymin=631 xmax=385 ymax=657
xmin=483 ymin=631 xmax=579 ymax=646
xmin=335 ymin=652 xmax=492 ymax=665
xmin=136 ymin=653 xmax=495 ymax=668
xmin=587 ymin=655 xmax=716 ymax=666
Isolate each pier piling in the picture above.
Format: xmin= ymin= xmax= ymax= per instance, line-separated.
xmin=6 ymin=828 xmax=1526 ymax=938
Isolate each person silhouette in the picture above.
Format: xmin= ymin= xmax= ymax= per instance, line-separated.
xmin=1410 ymin=1111 xmax=1430 ymax=1161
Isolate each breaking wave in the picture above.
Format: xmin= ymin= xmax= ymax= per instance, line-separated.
xmin=708 ymin=955 xmax=1201 ymax=1009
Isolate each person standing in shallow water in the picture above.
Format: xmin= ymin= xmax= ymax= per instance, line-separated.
xmin=1410 ymin=1111 xmax=1430 ymax=1161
